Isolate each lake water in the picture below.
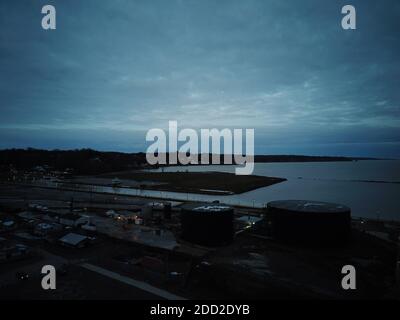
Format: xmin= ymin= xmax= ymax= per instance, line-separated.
xmin=149 ymin=160 xmax=400 ymax=221
xmin=41 ymin=160 xmax=399 ymax=221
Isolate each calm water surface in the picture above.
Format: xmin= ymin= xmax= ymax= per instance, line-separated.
xmin=149 ymin=160 xmax=400 ymax=221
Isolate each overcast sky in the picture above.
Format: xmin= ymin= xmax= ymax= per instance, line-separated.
xmin=0 ymin=0 xmax=399 ymax=157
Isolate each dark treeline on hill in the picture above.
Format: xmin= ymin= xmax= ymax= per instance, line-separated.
xmin=0 ymin=148 xmax=147 ymax=175
xmin=0 ymin=148 xmax=373 ymax=175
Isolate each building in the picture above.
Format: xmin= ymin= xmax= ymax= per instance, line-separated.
xmin=17 ymin=211 xmax=39 ymax=222
xmin=81 ymin=217 xmax=96 ymax=231
xmin=59 ymin=233 xmax=89 ymax=248
xmin=41 ymin=211 xmax=59 ymax=223
xmin=59 ymin=213 xmax=85 ymax=227
xmin=1 ymin=220 xmax=15 ymax=230
xmin=0 ymin=238 xmax=29 ymax=263
xmin=34 ymin=222 xmax=62 ymax=237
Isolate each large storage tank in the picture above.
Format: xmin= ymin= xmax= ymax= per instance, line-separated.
xmin=267 ymin=200 xmax=351 ymax=245
xmin=180 ymin=202 xmax=234 ymax=246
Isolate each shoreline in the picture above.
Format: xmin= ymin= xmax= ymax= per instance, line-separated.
xmin=2 ymin=181 xmax=400 ymax=224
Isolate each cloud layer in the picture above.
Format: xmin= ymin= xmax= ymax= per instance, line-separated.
xmin=0 ymin=0 xmax=399 ymax=157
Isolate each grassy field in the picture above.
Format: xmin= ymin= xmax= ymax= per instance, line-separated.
xmin=98 ymin=171 xmax=286 ymax=195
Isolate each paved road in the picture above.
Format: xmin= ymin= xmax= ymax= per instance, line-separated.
xmin=81 ymin=263 xmax=186 ymax=300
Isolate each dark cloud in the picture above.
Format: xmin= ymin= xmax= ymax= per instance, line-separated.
xmin=0 ymin=0 xmax=399 ymax=156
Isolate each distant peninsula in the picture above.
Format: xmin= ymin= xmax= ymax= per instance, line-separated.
xmin=0 ymin=148 xmax=378 ymax=176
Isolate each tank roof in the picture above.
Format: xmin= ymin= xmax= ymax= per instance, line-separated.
xmin=181 ymin=202 xmax=232 ymax=213
xmin=267 ymin=200 xmax=350 ymax=214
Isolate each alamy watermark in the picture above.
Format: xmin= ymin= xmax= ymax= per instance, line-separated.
xmin=341 ymin=5 xmax=356 ymax=30
xmin=39 ymin=4 xmax=356 ymax=32
xmin=145 ymin=121 xmax=254 ymax=175
xmin=41 ymin=265 xmax=56 ymax=290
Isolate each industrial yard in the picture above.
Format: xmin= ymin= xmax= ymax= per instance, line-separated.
xmin=1 ymin=170 xmax=399 ymax=299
